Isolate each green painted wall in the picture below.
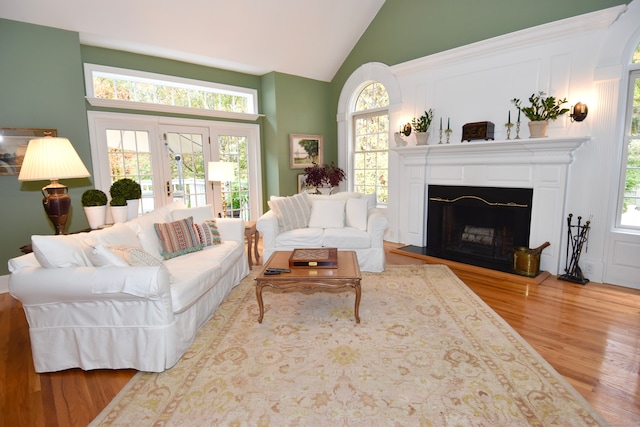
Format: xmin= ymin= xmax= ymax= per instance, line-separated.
xmin=260 ymin=72 xmax=333 ymax=198
xmin=331 ymin=0 xmax=630 ymax=110
xmin=0 ymin=19 xmax=92 ymax=275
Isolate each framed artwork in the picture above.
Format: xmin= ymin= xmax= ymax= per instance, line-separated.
xmin=0 ymin=127 xmax=57 ymax=176
xmin=297 ymin=173 xmax=309 ymax=193
xmin=290 ymin=134 xmax=323 ymax=169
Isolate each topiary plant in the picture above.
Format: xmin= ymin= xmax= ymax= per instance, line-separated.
xmin=81 ymin=189 xmax=108 ymax=207
xmin=110 ymin=196 xmax=127 ymax=207
xmin=110 ymin=178 xmax=142 ymax=201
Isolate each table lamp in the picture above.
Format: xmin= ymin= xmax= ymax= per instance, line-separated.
xmin=18 ymin=137 xmax=90 ymax=234
xmin=207 ymin=161 xmax=235 ymax=217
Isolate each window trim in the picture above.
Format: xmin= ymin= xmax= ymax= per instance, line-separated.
xmin=84 ymin=63 xmax=261 ymax=121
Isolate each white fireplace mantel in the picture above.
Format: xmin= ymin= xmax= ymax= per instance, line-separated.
xmin=391 ymin=136 xmax=590 ymax=274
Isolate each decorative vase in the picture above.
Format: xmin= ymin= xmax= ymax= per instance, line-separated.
xmin=83 ymin=205 xmax=107 ymax=229
xmin=317 ymin=186 xmax=334 ymax=195
xmin=394 ymin=132 xmax=407 ymax=147
xmin=126 ymin=198 xmax=141 ymax=220
xmin=528 ymin=120 xmax=549 ymax=138
xmin=111 ymin=205 xmax=129 ymax=223
xmin=415 ymin=131 xmax=430 ymax=145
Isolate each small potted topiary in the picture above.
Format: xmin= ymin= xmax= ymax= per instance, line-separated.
xmin=110 ymin=178 xmax=142 ymax=220
xmin=81 ymin=189 xmax=108 ymax=229
xmin=411 ymin=109 xmax=434 ymax=145
xmin=109 ymin=196 xmax=128 ymax=223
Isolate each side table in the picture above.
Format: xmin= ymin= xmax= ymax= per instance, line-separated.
xmin=244 ymin=221 xmax=260 ymax=268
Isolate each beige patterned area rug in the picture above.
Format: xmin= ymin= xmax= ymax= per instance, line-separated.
xmin=91 ymin=265 xmax=607 ymax=426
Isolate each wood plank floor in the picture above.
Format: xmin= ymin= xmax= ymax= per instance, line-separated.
xmin=1 ymin=242 xmax=638 ymax=426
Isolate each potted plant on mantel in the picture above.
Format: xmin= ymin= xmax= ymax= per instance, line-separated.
xmin=110 ymin=178 xmax=142 ymax=221
xmin=304 ymin=162 xmax=346 ymax=194
xmin=81 ymin=189 xmax=108 ymax=229
xmin=411 ymin=109 xmax=434 ymax=145
xmin=512 ymin=92 xmax=569 ymax=138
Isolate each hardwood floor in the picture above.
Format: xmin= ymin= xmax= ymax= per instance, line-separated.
xmin=1 ymin=242 xmax=639 ymax=426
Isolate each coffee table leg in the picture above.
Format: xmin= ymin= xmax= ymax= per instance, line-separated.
xmin=256 ymin=281 xmax=264 ymax=323
xmin=354 ymin=280 xmax=361 ymax=324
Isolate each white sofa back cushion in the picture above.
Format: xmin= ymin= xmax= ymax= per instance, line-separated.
xmin=31 ymin=234 xmax=92 ymax=268
xmin=172 ymin=205 xmax=215 ymax=223
xmin=345 ymin=197 xmax=368 ymax=230
xmin=308 ymin=199 xmax=346 ymax=228
xmin=268 ymin=192 xmax=311 ymax=231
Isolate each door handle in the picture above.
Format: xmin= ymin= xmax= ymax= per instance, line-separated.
xmin=166 ymin=180 xmax=171 ymax=197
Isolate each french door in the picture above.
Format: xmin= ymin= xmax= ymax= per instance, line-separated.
xmin=87 ymin=111 xmax=262 ymax=220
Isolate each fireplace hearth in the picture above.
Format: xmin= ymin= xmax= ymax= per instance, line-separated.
xmin=405 ymin=185 xmax=534 ymax=273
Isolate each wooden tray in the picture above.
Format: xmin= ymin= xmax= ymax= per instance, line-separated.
xmin=289 ymin=248 xmax=338 ymax=268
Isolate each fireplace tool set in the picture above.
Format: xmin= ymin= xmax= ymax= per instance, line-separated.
xmin=558 ymin=213 xmax=591 ymax=285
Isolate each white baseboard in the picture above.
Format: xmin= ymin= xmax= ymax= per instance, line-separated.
xmin=0 ymin=275 xmax=9 ymax=294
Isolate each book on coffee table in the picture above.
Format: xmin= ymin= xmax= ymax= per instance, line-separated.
xmin=289 ymin=248 xmax=338 ymax=268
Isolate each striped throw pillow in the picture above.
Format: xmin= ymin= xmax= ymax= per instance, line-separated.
xmin=154 ymin=216 xmax=202 ymax=259
xmin=267 ymin=192 xmax=310 ymax=232
xmin=193 ymin=219 xmax=222 ymax=246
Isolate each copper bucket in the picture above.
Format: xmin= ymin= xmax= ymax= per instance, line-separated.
xmin=513 ymin=242 xmax=550 ymax=277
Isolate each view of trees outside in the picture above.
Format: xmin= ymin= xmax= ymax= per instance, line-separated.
xmin=93 ymin=76 xmax=249 ymax=113
xmin=621 ymin=45 xmax=640 ymax=227
xmin=165 ymin=132 xmax=207 ymax=208
xmin=219 ymin=135 xmax=250 ymax=220
xmin=353 ymin=82 xmax=389 ymax=204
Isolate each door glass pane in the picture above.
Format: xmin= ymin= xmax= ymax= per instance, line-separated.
xmin=106 ymin=129 xmax=154 ymax=214
xmin=622 ymin=138 xmax=640 ymax=227
xmin=164 ymin=132 xmax=206 ymax=208
xmin=219 ymin=135 xmax=249 ymax=220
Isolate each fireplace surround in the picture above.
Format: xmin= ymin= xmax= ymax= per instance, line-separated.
xmin=391 ymin=136 xmax=589 ymax=274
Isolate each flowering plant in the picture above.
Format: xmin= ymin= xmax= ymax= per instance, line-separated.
xmin=304 ymin=162 xmax=346 ymax=187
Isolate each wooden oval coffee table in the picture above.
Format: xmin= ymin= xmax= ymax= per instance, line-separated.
xmin=255 ymin=250 xmax=362 ymax=323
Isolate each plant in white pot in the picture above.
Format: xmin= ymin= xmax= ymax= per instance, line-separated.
xmin=81 ymin=189 xmax=108 ymax=229
xmin=512 ymin=92 xmax=569 ymax=138
xmin=411 ymin=109 xmax=434 ymax=145
xmin=109 ymin=196 xmax=129 ymax=223
xmin=110 ymin=178 xmax=142 ymax=220
xmin=304 ymin=162 xmax=346 ymax=194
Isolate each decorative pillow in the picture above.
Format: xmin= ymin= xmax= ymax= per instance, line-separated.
xmin=154 ymin=216 xmax=202 ymax=260
xmin=362 ymin=192 xmax=377 ymax=210
xmin=31 ymin=234 xmax=92 ymax=268
xmin=107 ymin=245 xmax=165 ymax=267
xmin=84 ymin=222 xmax=141 ymax=248
xmin=308 ymin=199 xmax=346 ymax=229
xmin=345 ymin=197 xmax=368 ymax=231
xmin=193 ymin=219 xmax=222 ymax=246
xmin=267 ymin=192 xmax=311 ymax=232
xmin=83 ymin=241 xmax=130 ymax=267
xmin=172 ymin=205 xmax=215 ymax=223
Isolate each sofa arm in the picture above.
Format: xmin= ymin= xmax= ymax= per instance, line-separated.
xmin=9 ymin=265 xmax=171 ymax=305
xmin=367 ymin=208 xmax=389 ymax=248
xmin=256 ymin=210 xmax=279 ymax=250
xmin=216 ymin=217 xmax=245 ymax=242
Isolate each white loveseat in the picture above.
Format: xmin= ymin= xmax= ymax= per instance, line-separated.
xmin=8 ymin=201 xmax=249 ymax=373
xmin=257 ymin=192 xmax=388 ymax=272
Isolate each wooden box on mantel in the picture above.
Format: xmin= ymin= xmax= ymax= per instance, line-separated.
xmin=289 ymin=248 xmax=338 ymax=268
xmin=462 ymin=121 xmax=495 ymax=142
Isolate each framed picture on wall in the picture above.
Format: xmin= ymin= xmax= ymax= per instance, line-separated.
xmin=290 ymin=134 xmax=323 ymax=169
xmin=297 ymin=173 xmax=309 ymax=193
xmin=0 ymin=127 xmax=58 ymax=176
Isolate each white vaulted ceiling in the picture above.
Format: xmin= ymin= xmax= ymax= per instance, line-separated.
xmin=0 ymin=0 xmax=385 ymax=82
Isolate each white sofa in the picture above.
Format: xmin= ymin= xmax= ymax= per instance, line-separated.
xmin=257 ymin=192 xmax=388 ymax=272
xmin=8 ymin=201 xmax=249 ymax=373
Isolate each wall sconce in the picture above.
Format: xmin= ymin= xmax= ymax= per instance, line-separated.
xmin=400 ymin=123 xmax=412 ymax=136
xmin=570 ymin=102 xmax=588 ymax=122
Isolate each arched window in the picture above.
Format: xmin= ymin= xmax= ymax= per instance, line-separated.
xmin=617 ymin=42 xmax=640 ymax=229
xmin=352 ymin=82 xmax=389 ymax=204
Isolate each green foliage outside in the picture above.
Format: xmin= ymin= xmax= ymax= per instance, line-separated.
xmin=624 ymin=73 xmax=640 ymax=214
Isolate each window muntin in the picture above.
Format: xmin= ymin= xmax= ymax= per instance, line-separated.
xmin=352 ymin=83 xmax=389 ymax=205
xmin=84 ymin=64 xmax=258 ymax=119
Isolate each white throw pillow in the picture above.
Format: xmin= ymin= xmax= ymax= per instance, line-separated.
xmin=172 ymin=205 xmax=214 ymax=223
xmin=308 ymin=199 xmax=346 ymax=229
xmin=84 ymin=242 xmax=130 ymax=267
xmin=84 ymin=223 xmax=141 ymax=248
xmin=31 ymin=234 xmax=92 ymax=268
xmin=362 ymin=192 xmax=377 ymax=210
xmin=345 ymin=197 xmax=368 ymax=231
xmin=268 ymin=192 xmax=311 ymax=232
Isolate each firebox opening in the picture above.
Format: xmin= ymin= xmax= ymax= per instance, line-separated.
xmin=403 ymin=185 xmax=534 ymax=274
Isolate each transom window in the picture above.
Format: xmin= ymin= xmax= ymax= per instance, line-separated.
xmin=84 ymin=64 xmax=259 ymax=120
xmin=618 ymin=43 xmax=640 ymax=229
xmin=352 ymin=82 xmax=389 ymax=204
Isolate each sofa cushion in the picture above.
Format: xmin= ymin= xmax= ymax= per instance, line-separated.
xmin=323 ymin=227 xmax=371 ymax=249
xmin=83 ymin=242 xmax=130 ymax=267
xmin=274 ymin=227 xmax=324 ymax=248
xmin=172 ymin=205 xmax=215 ymax=223
xmin=154 ymin=217 xmax=203 ymax=260
xmin=31 ymin=234 xmax=92 ymax=268
xmin=126 ymin=202 xmax=184 ymax=260
xmin=268 ymin=192 xmax=310 ymax=232
xmin=345 ymin=197 xmax=368 ymax=231
xmin=362 ymin=192 xmax=377 ymax=210
xmin=308 ymin=199 xmax=345 ymax=228
xmin=193 ymin=220 xmax=222 ymax=246
xmin=84 ymin=222 xmax=141 ymax=248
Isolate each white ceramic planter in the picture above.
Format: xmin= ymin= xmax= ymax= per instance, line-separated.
xmin=528 ymin=120 xmax=549 ymax=138
xmin=415 ymin=131 xmax=430 ymax=145
xmin=83 ymin=205 xmax=107 ymax=229
xmin=111 ymin=206 xmax=129 ymax=223
xmin=127 ymin=199 xmax=141 ymax=220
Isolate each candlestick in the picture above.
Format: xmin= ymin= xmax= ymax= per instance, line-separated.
xmin=508 ymin=111 xmax=511 ymax=125
xmin=517 ymin=109 xmax=521 ymax=123
xmin=438 ymin=129 xmax=443 ymax=144
xmin=515 ymin=121 xmax=521 ymax=139
xmin=440 ymin=117 xmax=442 ymax=131
xmin=447 ymin=118 xmax=450 ymax=130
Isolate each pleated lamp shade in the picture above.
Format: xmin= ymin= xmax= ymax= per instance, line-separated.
xmin=18 ymin=137 xmax=90 ymax=182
